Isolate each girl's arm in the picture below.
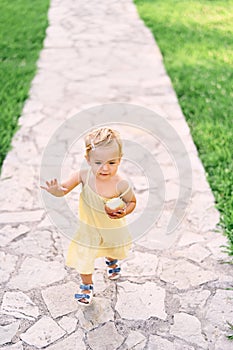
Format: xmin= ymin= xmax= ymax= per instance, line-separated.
xmin=105 ymin=179 xmax=136 ymax=219
xmin=40 ymin=170 xmax=82 ymax=197
xmin=120 ymin=186 xmax=136 ymax=216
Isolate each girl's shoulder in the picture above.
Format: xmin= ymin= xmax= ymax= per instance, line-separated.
xmin=116 ymin=174 xmax=132 ymax=195
xmin=116 ymin=174 xmax=135 ymax=202
xmin=79 ymin=168 xmax=90 ymax=184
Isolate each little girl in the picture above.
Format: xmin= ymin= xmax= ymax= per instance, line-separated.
xmin=40 ymin=127 xmax=136 ymax=306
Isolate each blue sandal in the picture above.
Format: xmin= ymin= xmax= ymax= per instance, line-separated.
xmin=105 ymin=258 xmax=121 ymax=280
xmin=75 ymin=284 xmax=93 ymax=306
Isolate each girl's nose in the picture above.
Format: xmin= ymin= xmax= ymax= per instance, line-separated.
xmin=102 ymin=163 xmax=109 ymax=171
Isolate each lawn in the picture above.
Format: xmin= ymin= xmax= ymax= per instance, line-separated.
xmin=134 ymin=0 xmax=233 ymax=252
xmin=0 ymin=0 xmax=50 ymax=171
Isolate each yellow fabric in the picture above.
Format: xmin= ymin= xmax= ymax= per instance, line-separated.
xmin=65 ymin=171 xmax=132 ymax=274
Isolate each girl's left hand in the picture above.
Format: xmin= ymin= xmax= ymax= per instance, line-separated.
xmin=104 ymin=205 xmax=126 ymax=219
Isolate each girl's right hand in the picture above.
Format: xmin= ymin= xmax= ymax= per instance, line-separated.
xmin=40 ymin=178 xmax=68 ymax=197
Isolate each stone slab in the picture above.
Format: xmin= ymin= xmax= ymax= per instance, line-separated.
xmin=148 ymin=335 xmax=174 ymax=350
xmin=1 ymin=291 xmax=40 ymax=320
xmin=214 ymin=335 xmax=233 ymax=350
xmin=177 ymin=231 xmax=205 ymax=247
xmin=174 ymin=244 xmax=211 ymax=263
xmin=177 ymin=289 xmax=211 ymax=312
xmin=0 ymin=210 xmax=44 ymax=224
xmin=159 ymin=258 xmax=217 ymax=289
xmin=121 ymin=251 xmax=158 ymax=276
xmin=0 ymin=252 xmax=18 ymax=284
xmin=57 ymin=316 xmax=77 ymax=334
xmin=9 ymin=229 xmax=54 ymax=259
xmin=7 ymin=257 xmax=67 ymax=291
xmin=170 ymin=313 xmax=207 ymax=349
xmin=45 ymin=330 xmax=86 ymax=350
xmin=115 ymin=281 xmax=167 ymax=320
xmin=204 ymin=289 xmax=233 ymax=329
xmin=76 ymin=296 xmax=114 ymax=331
xmin=125 ymin=330 xmax=146 ymax=349
xmin=207 ymin=235 xmax=229 ymax=260
xmin=0 ymin=321 xmax=20 ymax=346
xmin=87 ymin=322 xmax=124 ymax=350
xmin=41 ymin=282 xmax=78 ymax=318
xmin=173 ymin=340 xmax=195 ymax=350
xmin=0 ymin=342 xmax=23 ymax=350
xmin=20 ymin=316 xmax=66 ymax=348
xmin=0 ymin=224 xmax=30 ymax=247
xmin=92 ymin=270 xmax=108 ymax=293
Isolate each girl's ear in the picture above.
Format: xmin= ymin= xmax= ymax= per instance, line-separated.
xmin=85 ymin=154 xmax=91 ymax=165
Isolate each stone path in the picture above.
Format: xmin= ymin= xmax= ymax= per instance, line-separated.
xmin=0 ymin=0 xmax=233 ymax=349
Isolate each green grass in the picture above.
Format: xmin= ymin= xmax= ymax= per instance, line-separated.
xmin=0 ymin=0 xmax=50 ymax=171
xmin=134 ymin=0 xmax=233 ymax=253
xmin=227 ymin=321 xmax=233 ymax=340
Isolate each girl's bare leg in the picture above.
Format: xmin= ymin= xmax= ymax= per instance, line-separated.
xmin=106 ymin=257 xmax=119 ymax=278
xmin=80 ymin=273 xmax=93 ymax=285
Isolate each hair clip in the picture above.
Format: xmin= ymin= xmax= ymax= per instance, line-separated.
xmin=90 ymin=140 xmax=95 ymax=150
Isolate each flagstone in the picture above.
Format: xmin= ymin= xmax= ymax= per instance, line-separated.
xmin=22 ymin=98 xmax=43 ymax=114
xmin=45 ymin=330 xmax=86 ymax=350
xmin=125 ymin=331 xmax=147 ymax=349
xmin=0 ymin=321 xmax=20 ymax=346
xmin=177 ymin=231 xmax=205 ymax=247
xmin=87 ymin=322 xmax=124 ymax=350
xmin=174 ymin=340 xmax=195 ymax=350
xmin=207 ymin=235 xmax=229 ymax=260
xmin=121 ymin=251 xmax=158 ymax=277
xmin=186 ymin=196 xmax=220 ymax=233
xmin=41 ymin=282 xmax=78 ymax=318
xmin=0 ymin=210 xmax=44 ymax=224
xmin=20 ymin=316 xmax=66 ymax=348
xmin=174 ymin=244 xmax=211 ymax=263
xmin=148 ymin=335 xmax=174 ymax=350
xmin=214 ymin=335 xmax=233 ymax=350
xmin=58 ymin=316 xmax=77 ymax=334
xmin=136 ymin=211 xmax=180 ymax=250
xmin=18 ymin=111 xmax=46 ymax=128
xmin=0 ymin=187 xmax=35 ymax=211
xmin=1 ymin=341 xmax=23 ymax=350
xmin=170 ymin=313 xmax=207 ymax=349
xmin=9 ymin=229 xmax=54 ymax=259
xmin=7 ymin=257 xmax=66 ymax=291
xmin=203 ymin=289 xmax=233 ymax=329
xmin=1 ymin=291 xmax=40 ymax=320
xmin=76 ymin=297 xmax=114 ymax=331
xmin=0 ymin=252 xmax=18 ymax=284
xmin=0 ymin=224 xmax=30 ymax=247
xmin=115 ymin=281 xmax=166 ymax=320
xmin=159 ymin=258 xmax=217 ymax=289
xmin=92 ymin=270 xmax=108 ymax=293
xmin=176 ymin=289 xmax=211 ymax=312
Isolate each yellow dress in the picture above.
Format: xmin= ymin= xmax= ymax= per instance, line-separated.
xmin=65 ymin=169 xmax=132 ymax=274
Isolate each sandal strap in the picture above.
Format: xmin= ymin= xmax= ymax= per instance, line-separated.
xmin=80 ymin=284 xmax=93 ymax=290
xmin=75 ymin=293 xmax=91 ymax=300
xmin=105 ymin=259 xmax=118 ymax=266
xmin=108 ymin=267 xmax=121 ymax=274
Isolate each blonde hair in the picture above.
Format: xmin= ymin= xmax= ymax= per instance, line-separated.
xmin=85 ymin=127 xmax=123 ymax=156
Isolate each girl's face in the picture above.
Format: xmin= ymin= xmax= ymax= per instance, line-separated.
xmin=86 ymin=141 xmax=121 ymax=180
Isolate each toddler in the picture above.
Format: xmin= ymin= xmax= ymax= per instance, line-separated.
xmin=40 ymin=127 xmax=136 ymax=305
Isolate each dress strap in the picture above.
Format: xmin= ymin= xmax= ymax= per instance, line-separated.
xmin=84 ymin=168 xmax=92 ymax=187
xmin=119 ymin=184 xmax=131 ymax=198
